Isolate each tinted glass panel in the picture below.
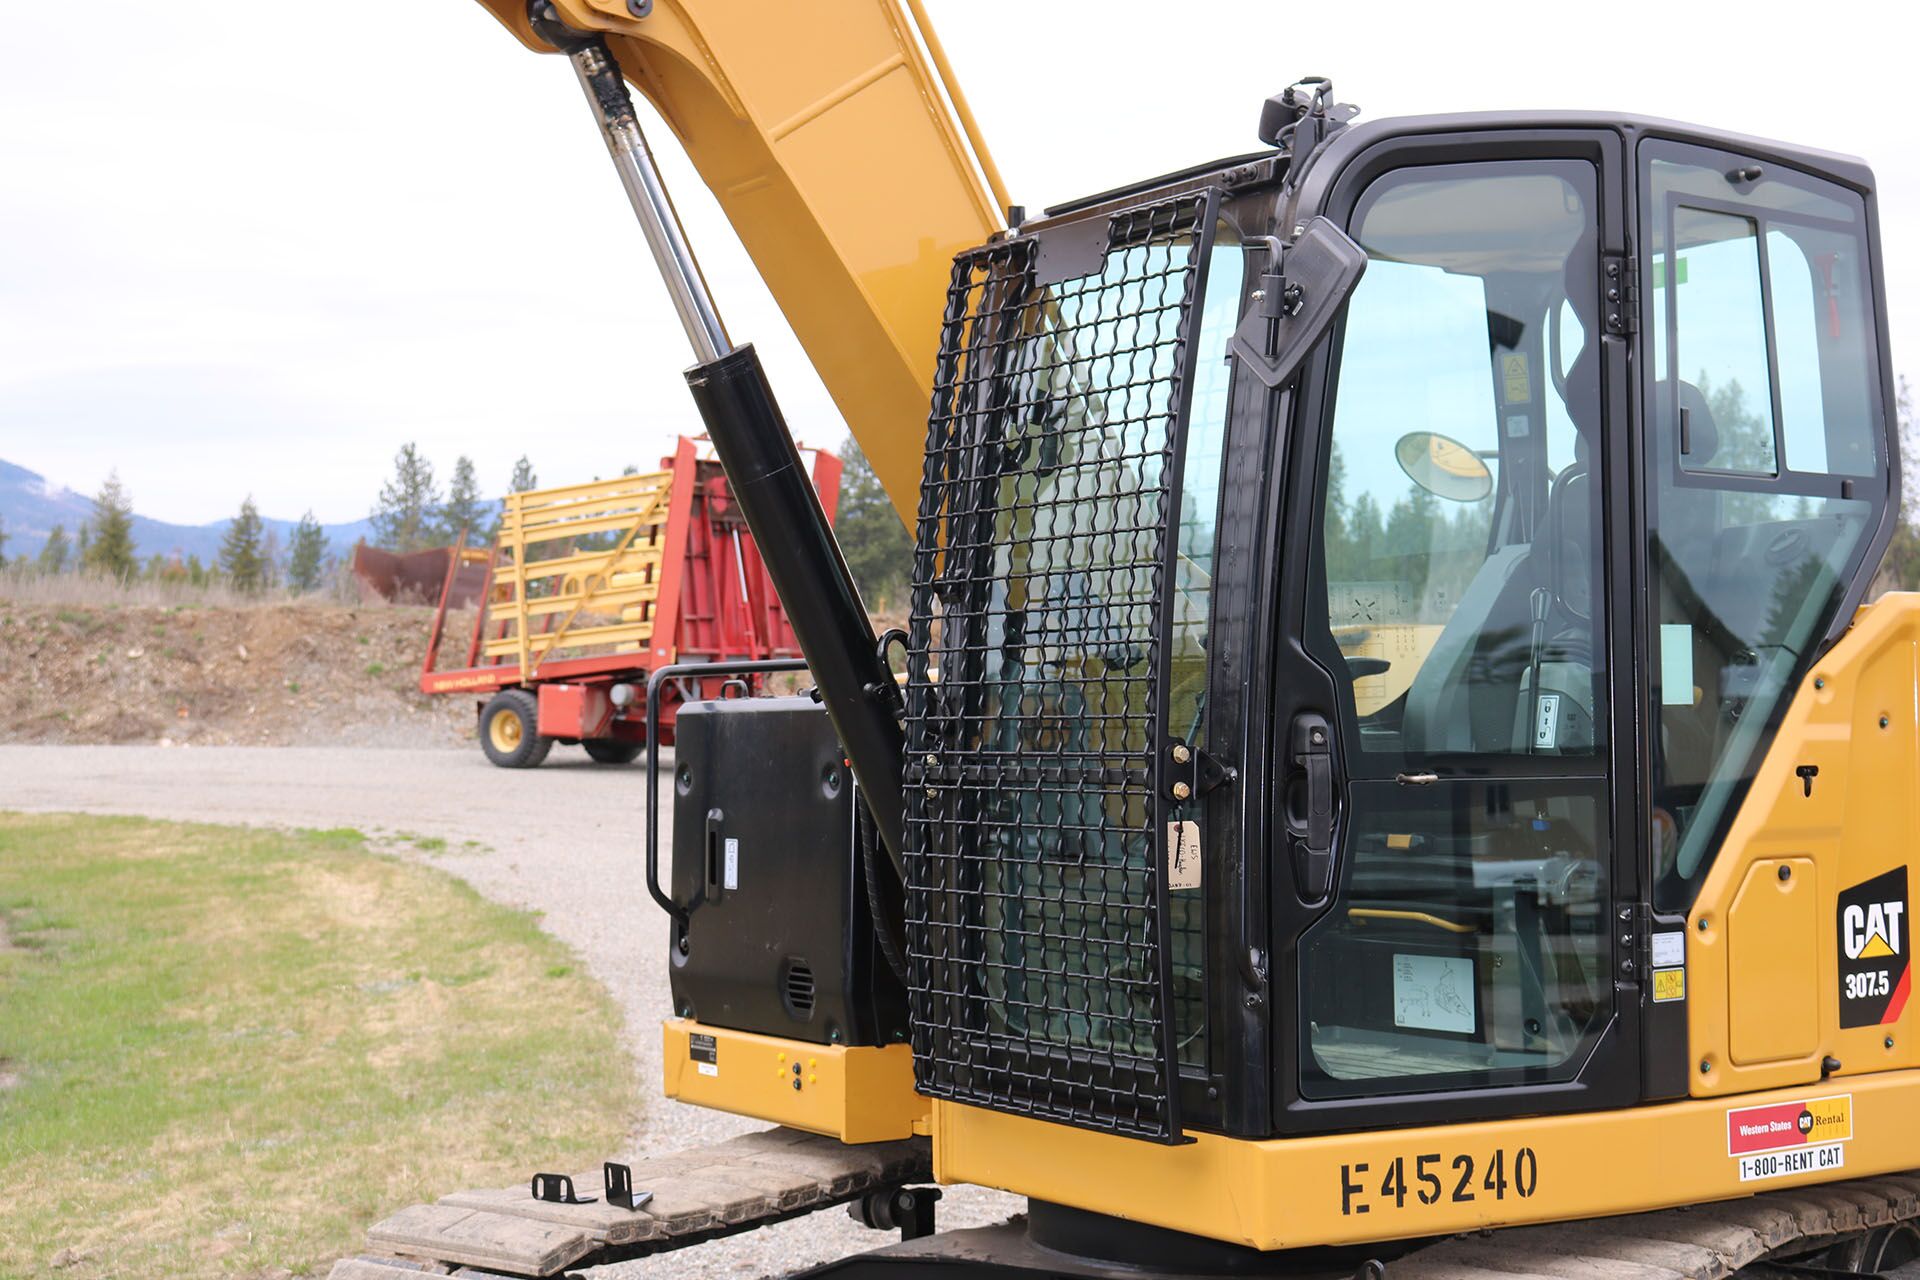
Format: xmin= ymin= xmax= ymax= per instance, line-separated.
xmin=1302 ymin=780 xmax=1610 ymax=1094
xmin=1318 ymin=162 xmax=1606 ymax=763
xmin=1671 ymin=209 xmax=1778 ymax=475
xmin=1644 ymin=145 xmax=1885 ymax=910
xmin=1167 ymin=228 xmax=1244 ymax=1068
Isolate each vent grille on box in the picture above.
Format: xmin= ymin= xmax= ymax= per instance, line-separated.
xmin=781 ymin=959 xmax=816 ymax=1021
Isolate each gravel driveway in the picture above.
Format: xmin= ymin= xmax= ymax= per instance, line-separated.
xmin=0 ymin=743 xmax=1016 ymax=1276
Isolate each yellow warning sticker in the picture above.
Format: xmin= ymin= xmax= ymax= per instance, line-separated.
xmin=1653 ymin=967 xmax=1686 ymax=1003
xmin=1501 ymin=352 xmax=1531 ymax=403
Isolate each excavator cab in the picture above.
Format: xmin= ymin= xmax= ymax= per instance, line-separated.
xmin=901 ymin=87 xmax=1896 ymax=1159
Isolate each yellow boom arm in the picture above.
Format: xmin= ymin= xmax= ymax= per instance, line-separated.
xmin=472 ymin=0 xmax=1007 ymax=521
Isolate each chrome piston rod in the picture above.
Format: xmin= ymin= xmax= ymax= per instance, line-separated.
xmin=566 ymin=38 xmax=731 ymax=364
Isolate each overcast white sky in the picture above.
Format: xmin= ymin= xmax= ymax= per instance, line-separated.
xmin=2 ymin=1 xmax=1914 ymax=526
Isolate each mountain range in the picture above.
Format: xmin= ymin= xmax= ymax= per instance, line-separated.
xmin=0 ymin=458 xmax=377 ymax=565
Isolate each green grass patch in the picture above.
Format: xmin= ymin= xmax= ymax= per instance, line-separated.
xmin=0 ymin=814 xmax=634 ymax=1278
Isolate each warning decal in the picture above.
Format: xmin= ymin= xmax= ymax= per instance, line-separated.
xmin=1838 ymin=867 xmax=1909 ymax=1028
xmin=1726 ymin=1093 xmax=1851 ymax=1157
xmin=1501 ymin=352 xmax=1531 ymax=403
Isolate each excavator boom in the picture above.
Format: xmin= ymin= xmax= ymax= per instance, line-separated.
xmin=472 ymin=0 xmax=1006 ymax=521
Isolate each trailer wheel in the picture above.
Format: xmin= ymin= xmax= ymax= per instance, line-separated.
xmin=480 ymin=690 xmax=553 ymax=768
xmin=583 ymin=740 xmax=645 ymax=765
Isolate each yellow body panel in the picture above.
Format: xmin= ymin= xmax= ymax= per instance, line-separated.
xmin=1689 ymin=594 xmax=1920 ymax=1095
xmin=470 ymin=0 xmax=1004 ymax=523
xmin=931 ymin=1074 xmax=1914 ymax=1249
xmin=1726 ymin=858 xmax=1820 ymax=1065
xmin=662 ymin=1019 xmax=927 ymax=1143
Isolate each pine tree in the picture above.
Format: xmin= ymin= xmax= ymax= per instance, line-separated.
xmin=220 ymin=497 xmax=268 ymax=593
xmin=439 ymin=455 xmax=487 ymax=546
xmin=369 ymin=443 xmax=442 ymax=551
xmin=37 ymin=524 xmax=70 ymax=574
xmin=508 ymin=455 xmax=538 ymax=494
xmin=834 ymin=438 xmax=915 ymax=612
xmin=0 ymin=515 xmax=8 ymax=563
xmin=83 ymin=471 xmax=138 ymax=580
xmin=74 ymin=523 xmax=91 ymax=571
xmin=287 ymin=511 xmax=329 ymax=593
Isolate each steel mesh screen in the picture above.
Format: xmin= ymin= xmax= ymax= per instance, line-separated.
xmin=902 ymin=195 xmax=1210 ymax=1140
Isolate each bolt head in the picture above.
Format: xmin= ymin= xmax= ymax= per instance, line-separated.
xmin=1171 ymin=743 xmax=1191 ymax=764
xmin=1171 ymin=781 xmax=1192 ymax=801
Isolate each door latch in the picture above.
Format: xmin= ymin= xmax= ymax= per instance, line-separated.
xmin=1288 ymin=713 xmax=1337 ymax=902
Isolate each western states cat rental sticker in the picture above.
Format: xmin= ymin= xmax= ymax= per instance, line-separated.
xmin=1839 ymin=868 xmax=1910 ymax=1027
xmin=1726 ymin=1095 xmax=1852 ymax=1182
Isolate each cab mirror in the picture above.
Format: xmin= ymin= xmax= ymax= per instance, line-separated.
xmin=1394 ymin=431 xmax=1493 ymax=502
xmin=1226 ymin=217 xmax=1368 ymax=390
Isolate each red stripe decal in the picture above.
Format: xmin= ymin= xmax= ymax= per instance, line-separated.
xmin=1884 ymin=963 xmax=1911 ymax=1025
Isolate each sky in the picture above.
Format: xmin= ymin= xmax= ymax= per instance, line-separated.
xmin=2 ymin=1 xmax=1915 ymax=527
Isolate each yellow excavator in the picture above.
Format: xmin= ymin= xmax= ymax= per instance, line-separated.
xmin=333 ymin=2 xmax=1920 ymax=1276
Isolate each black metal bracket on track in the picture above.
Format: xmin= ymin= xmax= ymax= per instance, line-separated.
xmin=604 ymin=1161 xmax=653 ymax=1211
xmin=530 ymin=1172 xmax=594 ymax=1205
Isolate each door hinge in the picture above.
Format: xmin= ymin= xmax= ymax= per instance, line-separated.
xmin=1602 ymin=251 xmax=1638 ymax=336
xmin=1617 ymin=901 xmax=1650 ymax=980
xmin=1166 ymin=738 xmax=1234 ymax=802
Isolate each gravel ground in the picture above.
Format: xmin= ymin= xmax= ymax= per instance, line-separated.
xmin=0 ymin=743 xmax=1018 ymax=1277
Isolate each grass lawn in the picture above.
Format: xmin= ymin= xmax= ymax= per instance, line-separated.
xmin=0 ymin=813 xmax=634 ymax=1278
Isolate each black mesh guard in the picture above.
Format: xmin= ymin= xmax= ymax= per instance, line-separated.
xmin=902 ymin=192 xmax=1216 ymax=1141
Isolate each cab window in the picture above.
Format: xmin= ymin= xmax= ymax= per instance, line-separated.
xmin=1300 ymin=159 xmax=1613 ymax=1096
xmin=1643 ymin=144 xmax=1885 ymax=910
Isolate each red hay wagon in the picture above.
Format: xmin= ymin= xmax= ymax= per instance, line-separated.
xmin=418 ymin=435 xmax=839 ymax=767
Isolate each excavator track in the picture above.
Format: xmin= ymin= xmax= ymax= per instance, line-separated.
xmin=328 ymin=1142 xmax=1920 ymax=1280
xmin=325 ymin=1127 xmax=930 ymax=1279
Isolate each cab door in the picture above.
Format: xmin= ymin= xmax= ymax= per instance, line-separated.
xmin=1272 ymin=130 xmax=1642 ymax=1130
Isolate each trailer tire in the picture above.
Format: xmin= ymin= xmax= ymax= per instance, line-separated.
xmin=583 ymin=740 xmax=645 ymax=765
xmin=479 ymin=689 xmax=552 ymax=768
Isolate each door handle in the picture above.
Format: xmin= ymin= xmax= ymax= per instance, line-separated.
xmin=703 ymin=808 xmax=726 ymax=903
xmin=1288 ymin=713 xmax=1337 ymax=903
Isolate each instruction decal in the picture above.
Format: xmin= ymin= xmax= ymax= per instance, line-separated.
xmin=1392 ymin=954 xmax=1475 ymax=1034
xmin=690 ymin=1031 xmax=719 ymax=1077
xmin=1838 ymin=868 xmax=1909 ymax=1027
xmin=1726 ymin=1094 xmax=1850 ymax=1182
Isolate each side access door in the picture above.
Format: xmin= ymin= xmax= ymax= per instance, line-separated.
xmin=1272 ymin=128 xmax=1645 ymax=1132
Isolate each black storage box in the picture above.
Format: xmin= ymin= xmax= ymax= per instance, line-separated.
xmin=668 ymin=694 xmax=907 ymax=1047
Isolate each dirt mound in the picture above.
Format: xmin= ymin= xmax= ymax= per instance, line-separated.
xmin=0 ymin=600 xmax=477 ymax=747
